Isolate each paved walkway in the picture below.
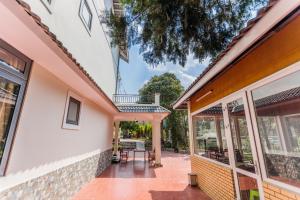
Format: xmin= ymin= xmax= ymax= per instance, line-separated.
xmin=73 ymin=152 xmax=211 ymax=200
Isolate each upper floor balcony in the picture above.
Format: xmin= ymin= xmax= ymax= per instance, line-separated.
xmin=112 ymin=93 xmax=160 ymax=105
xmin=112 ymin=93 xmax=170 ymax=114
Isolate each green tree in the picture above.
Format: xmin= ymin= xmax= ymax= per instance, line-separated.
xmin=104 ymin=0 xmax=267 ymax=66
xmin=120 ymin=121 xmax=152 ymax=138
xmin=120 ymin=121 xmax=139 ymax=138
xmin=139 ymin=73 xmax=187 ymax=149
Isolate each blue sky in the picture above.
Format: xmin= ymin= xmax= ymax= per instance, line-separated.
xmin=117 ymin=4 xmax=265 ymax=94
xmin=118 ymin=45 xmax=210 ymax=94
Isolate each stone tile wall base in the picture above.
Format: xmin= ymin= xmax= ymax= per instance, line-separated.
xmin=0 ymin=149 xmax=112 ymax=200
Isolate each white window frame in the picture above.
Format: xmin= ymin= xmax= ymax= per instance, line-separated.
xmin=275 ymin=116 xmax=288 ymax=154
xmin=191 ymin=91 xmax=265 ymax=200
xmin=190 ymin=60 xmax=300 ymax=196
xmin=222 ymin=92 xmax=265 ymax=200
xmin=40 ymin=0 xmax=55 ymax=14
xmin=247 ymin=60 xmax=300 ymax=195
xmin=281 ymin=113 xmax=300 ymax=156
xmin=62 ymin=91 xmax=83 ymax=130
xmin=79 ymin=0 xmax=93 ymax=34
xmin=191 ymin=101 xmax=232 ymax=168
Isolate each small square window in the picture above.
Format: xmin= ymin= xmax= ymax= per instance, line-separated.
xmin=66 ymin=97 xmax=81 ymax=125
xmin=63 ymin=91 xmax=82 ymax=130
xmin=79 ymin=0 xmax=93 ymax=32
xmin=40 ymin=0 xmax=55 ymax=13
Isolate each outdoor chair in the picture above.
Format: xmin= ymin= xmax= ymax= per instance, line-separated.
xmin=148 ymin=149 xmax=155 ymax=164
xmin=119 ymin=148 xmax=129 ymax=163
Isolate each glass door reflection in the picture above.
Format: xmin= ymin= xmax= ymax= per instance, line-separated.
xmin=225 ymin=96 xmax=262 ymax=200
xmin=228 ymin=98 xmax=255 ymax=173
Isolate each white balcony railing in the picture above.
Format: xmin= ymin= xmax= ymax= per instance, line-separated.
xmin=113 ymin=94 xmax=160 ymax=105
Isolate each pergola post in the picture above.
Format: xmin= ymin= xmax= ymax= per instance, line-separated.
xmin=113 ymin=121 xmax=120 ymax=155
xmin=152 ymin=126 xmax=156 ymax=151
xmin=152 ymin=116 xmax=162 ymax=166
xmin=187 ymin=101 xmax=194 ymax=155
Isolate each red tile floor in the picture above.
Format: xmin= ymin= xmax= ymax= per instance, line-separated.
xmin=73 ymin=151 xmax=211 ymax=200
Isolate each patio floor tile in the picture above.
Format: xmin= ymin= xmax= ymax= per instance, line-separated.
xmin=73 ymin=151 xmax=211 ymax=200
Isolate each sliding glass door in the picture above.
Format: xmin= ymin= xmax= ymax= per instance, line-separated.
xmin=223 ymin=93 xmax=263 ymax=200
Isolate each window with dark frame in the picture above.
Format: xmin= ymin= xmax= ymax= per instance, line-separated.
xmin=79 ymin=0 xmax=93 ymax=31
xmin=40 ymin=0 xmax=54 ymax=13
xmin=0 ymin=39 xmax=31 ymax=176
xmin=66 ymin=97 xmax=81 ymax=125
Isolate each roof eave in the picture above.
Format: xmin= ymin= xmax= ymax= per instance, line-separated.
xmin=13 ymin=0 xmax=120 ymax=113
xmin=173 ymin=0 xmax=300 ymax=110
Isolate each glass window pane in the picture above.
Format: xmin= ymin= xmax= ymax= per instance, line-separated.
xmin=284 ymin=115 xmax=300 ymax=153
xmin=228 ymin=98 xmax=255 ymax=173
xmin=193 ymin=103 xmax=229 ymax=164
xmin=0 ymin=46 xmax=26 ymax=73
xmin=0 ymin=77 xmax=20 ymax=164
xmin=257 ymin=117 xmax=283 ymax=153
xmin=66 ymin=97 xmax=81 ymax=125
xmin=252 ymin=70 xmax=300 ymax=188
xmin=237 ymin=173 xmax=260 ymax=200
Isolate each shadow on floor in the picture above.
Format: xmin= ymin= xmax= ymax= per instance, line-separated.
xmin=149 ymin=186 xmax=211 ymax=200
xmin=99 ymin=159 xmax=157 ymax=179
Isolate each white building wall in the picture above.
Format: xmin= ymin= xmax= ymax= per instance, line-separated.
xmin=6 ymin=64 xmax=113 ymax=174
xmin=22 ymin=0 xmax=117 ymax=98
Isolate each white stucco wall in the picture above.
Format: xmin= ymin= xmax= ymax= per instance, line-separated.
xmin=6 ymin=64 xmax=113 ymax=174
xmin=22 ymin=0 xmax=117 ymax=98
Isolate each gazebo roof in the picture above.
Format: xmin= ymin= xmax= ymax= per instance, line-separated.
xmin=117 ymin=105 xmax=170 ymax=113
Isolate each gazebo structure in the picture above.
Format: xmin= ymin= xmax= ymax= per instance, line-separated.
xmin=112 ymin=93 xmax=170 ymax=165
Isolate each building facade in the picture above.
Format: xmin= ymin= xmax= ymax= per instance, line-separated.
xmin=0 ymin=0 xmax=119 ymax=198
xmin=174 ymin=1 xmax=300 ymax=200
xmin=0 ymin=1 xmax=169 ymax=199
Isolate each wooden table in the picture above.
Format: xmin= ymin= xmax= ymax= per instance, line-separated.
xmin=133 ymin=149 xmax=146 ymax=161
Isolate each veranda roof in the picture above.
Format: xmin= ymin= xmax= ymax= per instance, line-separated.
xmin=173 ymin=1 xmax=300 ymax=110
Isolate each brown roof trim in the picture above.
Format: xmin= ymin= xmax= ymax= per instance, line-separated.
xmin=15 ymin=0 xmax=119 ymax=112
xmin=173 ymin=0 xmax=278 ymax=108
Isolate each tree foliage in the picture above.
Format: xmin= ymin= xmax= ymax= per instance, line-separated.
xmin=105 ymin=0 xmax=267 ymax=66
xmin=139 ymin=73 xmax=187 ymax=149
xmin=120 ymin=121 xmax=152 ymax=138
xmin=139 ymin=73 xmax=184 ymax=109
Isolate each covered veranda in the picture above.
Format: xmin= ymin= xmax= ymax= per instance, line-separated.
xmin=113 ymin=103 xmax=170 ymax=166
xmin=71 ymin=94 xmax=212 ymax=200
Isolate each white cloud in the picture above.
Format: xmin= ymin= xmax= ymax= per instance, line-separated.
xmin=146 ymin=53 xmax=206 ymax=72
xmin=145 ymin=54 xmax=210 ymax=88
xmin=143 ymin=79 xmax=149 ymax=85
xmin=178 ymin=71 xmax=196 ymax=82
xmin=181 ymin=54 xmax=198 ymax=71
xmin=172 ymin=70 xmax=196 ymax=88
xmin=147 ymin=63 xmax=167 ymax=72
